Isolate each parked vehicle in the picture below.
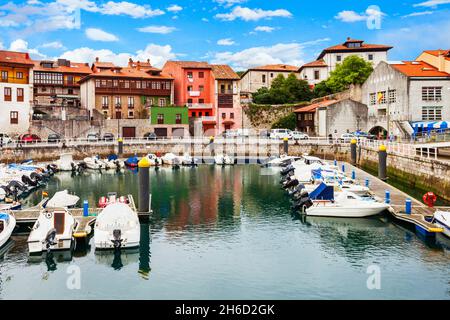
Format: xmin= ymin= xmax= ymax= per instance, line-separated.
xmin=0 ymin=133 xmax=12 ymax=145
xmin=48 ymin=133 xmax=62 ymax=143
xmin=143 ymin=132 xmax=157 ymax=140
xmin=87 ymin=133 xmax=99 ymax=142
xmin=291 ymin=131 xmax=309 ymax=140
xmin=102 ymin=133 xmax=115 ymax=142
xmin=339 ymin=133 xmax=356 ymax=143
xmin=19 ymin=134 xmax=41 ymax=144
xmin=270 ymin=129 xmax=292 ymax=140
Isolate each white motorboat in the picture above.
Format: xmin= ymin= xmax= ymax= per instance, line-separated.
xmin=224 ymin=155 xmax=234 ymax=165
xmin=215 ymin=154 xmax=234 ymax=165
xmin=0 ymin=201 xmax=22 ymax=211
xmin=180 ymin=153 xmax=198 ymax=166
xmin=433 ymin=210 xmax=450 ymax=238
xmin=94 ymin=198 xmax=140 ymax=250
xmin=266 ymin=155 xmax=303 ymax=167
xmin=83 ymin=157 xmax=104 ymax=170
xmin=27 ymin=190 xmax=79 ymax=253
xmin=0 ymin=212 xmax=16 ymax=248
xmin=0 ymin=188 xmax=6 ymax=201
xmin=161 ymin=153 xmax=181 ymax=166
xmin=294 ymin=184 xmax=389 ymax=218
xmin=54 ymin=153 xmax=78 ymax=171
xmin=146 ymin=154 xmax=162 ymax=166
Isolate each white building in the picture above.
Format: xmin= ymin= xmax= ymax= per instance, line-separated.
xmin=361 ymin=60 xmax=450 ymax=138
xmin=239 ymin=64 xmax=300 ymax=96
xmin=300 ymin=38 xmax=392 ymax=86
xmin=0 ymin=51 xmax=34 ymax=136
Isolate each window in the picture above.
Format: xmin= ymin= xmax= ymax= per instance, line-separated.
xmin=16 ymin=72 xmax=23 ymax=79
xmin=378 ymin=91 xmax=387 ymax=104
xmin=270 ymin=73 xmax=274 ymax=78
xmin=305 ymin=113 xmax=313 ymax=121
xmin=262 ymin=74 xmax=266 ymax=83
xmin=175 ymin=114 xmax=182 ymax=124
xmin=199 ymin=98 xmax=204 ymax=104
xmin=102 ymin=96 xmax=108 ymax=108
xmin=222 ymin=113 xmax=226 ymax=119
xmin=336 ymin=55 xmax=342 ymax=62
xmin=368 ymin=54 xmax=374 ymax=61
xmin=205 ymin=112 xmax=209 ymax=116
xmin=50 ymin=87 xmax=56 ymax=95
xmin=422 ymin=106 xmax=442 ymax=121
xmin=113 ymin=80 xmax=118 ymax=87
xmin=4 ymin=87 xmax=11 ymax=101
xmin=157 ymin=114 xmax=164 ymax=124
xmin=128 ymin=96 xmax=134 ymax=108
xmin=128 ymin=110 xmax=134 ymax=119
xmin=187 ymin=85 xmax=193 ymax=91
xmin=187 ymin=98 xmax=193 ymax=104
xmin=10 ymin=111 xmax=18 ymax=124
xmin=192 ymin=112 xmax=196 ymax=117
xmin=66 ymin=75 xmax=74 ymax=85
xmin=369 ymin=93 xmax=376 ymax=106
xmin=388 ymin=89 xmax=397 ymax=104
xmin=314 ymin=70 xmax=320 ymax=80
xmin=1 ymin=71 xmax=8 ymax=81
xmin=422 ymin=87 xmax=442 ymax=101
xmin=115 ymin=96 xmax=121 ymax=107
xmin=230 ymin=112 xmax=234 ymax=119
xmin=124 ymin=81 xmax=130 ymax=89
xmin=17 ymin=88 xmax=24 ymax=102
xmin=187 ymin=72 xmax=193 ymax=78
xmin=199 ymin=85 xmax=204 ymax=92
xmin=68 ymin=89 xmax=74 ymax=95
xmin=198 ymin=72 xmax=204 ymax=78
xmin=159 ymin=98 xmax=166 ymax=107
xmin=347 ymin=42 xmax=361 ymax=48
xmin=33 ymin=72 xmax=63 ymax=85
xmin=136 ymin=81 xmax=141 ymax=89
xmin=95 ymin=79 xmax=101 ymax=87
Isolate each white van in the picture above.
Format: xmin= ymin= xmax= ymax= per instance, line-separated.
xmin=270 ymin=129 xmax=292 ymax=140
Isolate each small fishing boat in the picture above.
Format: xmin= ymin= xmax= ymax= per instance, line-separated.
xmin=180 ymin=153 xmax=198 ymax=166
xmin=83 ymin=157 xmax=104 ymax=170
xmin=0 ymin=201 xmax=22 ymax=211
xmin=0 ymin=212 xmax=16 ymax=248
xmin=146 ymin=154 xmax=162 ymax=166
xmin=433 ymin=210 xmax=450 ymax=238
xmin=27 ymin=191 xmax=79 ymax=253
xmin=162 ymin=153 xmax=181 ymax=166
xmin=215 ymin=154 xmax=234 ymax=165
xmin=98 ymin=192 xmax=129 ymax=208
xmin=94 ymin=195 xmax=140 ymax=250
xmin=125 ymin=156 xmax=139 ymax=167
xmin=54 ymin=153 xmax=78 ymax=171
xmin=266 ymin=155 xmax=303 ymax=167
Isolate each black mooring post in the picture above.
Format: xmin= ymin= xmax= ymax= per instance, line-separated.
xmin=350 ymin=139 xmax=357 ymax=165
xmin=378 ymin=145 xmax=387 ymax=181
xmin=138 ymin=157 xmax=150 ymax=213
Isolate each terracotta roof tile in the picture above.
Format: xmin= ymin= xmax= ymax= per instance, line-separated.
xmin=211 ymin=64 xmax=240 ymax=80
xmin=300 ymin=59 xmax=328 ymax=69
xmin=79 ymin=67 xmax=173 ymax=83
xmin=0 ymin=50 xmax=33 ymax=66
xmin=33 ymin=60 xmax=92 ymax=74
xmin=318 ymin=39 xmax=392 ymax=59
xmin=390 ymin=61 xmax=450 ymax=77
xmin=165 ymin=61 xmax=211 ymax=69
xmin=422 ymin=50 xmax=450 ymax=61
xmin=249 ymin=64 xmax=299 ymax=72
xmin=294 ymin=99 xmax=338 ymax=113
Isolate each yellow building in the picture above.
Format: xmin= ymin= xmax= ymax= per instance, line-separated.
xmin=416 ymin=50 xmax=450 ymax=74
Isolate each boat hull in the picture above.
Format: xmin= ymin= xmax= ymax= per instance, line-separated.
xmin=28 ymin=237 xmax=73 ymax=253
xmin=305 ymin=205 xmax=388 ymax=218
xmin=0 ymin=215 xmax=16 ymax=248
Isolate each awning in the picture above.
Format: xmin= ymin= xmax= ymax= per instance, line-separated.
xmin=412 ymin=121 xmax=448 ymax=133
xmin=222 ymin=120 xmax=235 ymax=125
xmin=56 ymin=94 xmax=79 ymax=99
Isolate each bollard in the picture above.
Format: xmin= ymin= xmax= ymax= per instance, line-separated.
xmin=351 ymin=170 xmax=356 ymax=180
xmin=341 ymin=164 xmax=345 ymax=172
xmin=365 ymin=178 xmax=370 ymax=188
xmin=378 ymin=145 xmax=387 ymax=181
xmin=405 ymin=198 xmax=412 ymax=214
xmin=334 ymin=159 xmax=337 ymax=166
xmin=138 ymin=157 xmax=150 ymax=213
xmin=83 ymin=200 xmax=89 ymax=217
xmin=350 ymin=139 xmax=357 ymax=165
xmin=385 ymin=190 xmax=390 ymax=204
xmin=118 ymin=137 xmax=123 ymax=156
xmin=283 ymin=137 xmax=289 ymax=155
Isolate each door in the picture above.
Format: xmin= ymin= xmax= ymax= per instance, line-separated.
xmin=122 ymin=127 xmax=136 ymax=138
xmin=53 ymin=211 xmax=66 ymax=235
xmin=318 ymin=109 xmax=327 ymax=137
xmin=115 ymin=111 xmax=122 ymax=119
xmin=154 ymin=128 xmax=168 ymax=138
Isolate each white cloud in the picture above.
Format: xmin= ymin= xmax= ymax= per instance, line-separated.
xmin=254 ymin=26 xmax=276 ymax=32
xmin=414 ymin=0 xmax=450 ymax=7
xmin=99 ymin=1 xmax=164 ymax=18
xmin=402 ymin=11 xmax=434 ymax=18
xmin=335 ymin=7 xmax=385 ymax=23
xmin=215 ymin=6 xmax=292 ymax=21
xmin=214 ymin=0 xmax=247 ymax=8
xmin=211 ymin=43 xmax=303 ymax=70
xmin=167 ymin=4 xmax=182 ymax=12
xmin=60 ymin=43 xmax=177 ymax=68
xmin=9 ymin=39 xmax=47 ymax=59
xmin=202 ymin=18 xmax=209 ymax=22
xmin=39 ymin=41 xmax=66 ymax=49
xmin=85 ymin=28 xmax=119 ymax=42
xmin=137 ymin=25 xmax=176 ymax=34
xmin=217 ymin=38 xmax=235 ymax=46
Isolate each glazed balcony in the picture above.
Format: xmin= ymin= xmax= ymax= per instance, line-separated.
xmin=187 ymin=103 xmax=213 ymax=109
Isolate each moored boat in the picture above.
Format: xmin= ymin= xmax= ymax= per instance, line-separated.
xmin=0 ymin=212 xmax=16 ymax=248
xmin=433 ymin=210 xmax=450 ymax=238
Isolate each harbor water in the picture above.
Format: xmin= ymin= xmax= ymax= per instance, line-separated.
xmin=0 ymin=165 xmax=449 ymax=299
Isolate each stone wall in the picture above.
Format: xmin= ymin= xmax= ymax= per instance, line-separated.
xmin=242 ymin=104 xmax=302 ymax=130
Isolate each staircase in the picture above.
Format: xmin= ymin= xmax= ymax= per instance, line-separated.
xmin=393 ymin=120 xmax=414 ymax=139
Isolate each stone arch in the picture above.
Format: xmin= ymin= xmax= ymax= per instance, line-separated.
xmin=369 ymin=126 xmax=387 ymax=139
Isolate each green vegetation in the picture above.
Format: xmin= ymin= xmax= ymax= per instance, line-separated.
xmin=314 ymin=55 xmax=373 ymax=97
xmin=271 ymin=113 xmax=297 ymax=130
xmin=252 ymin=73 xmax=313 ymax=104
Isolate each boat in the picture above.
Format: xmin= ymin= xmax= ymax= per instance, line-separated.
xmin=161 ymin=153 xmax=181 ymax=166
xmin=124 ymin=156 xmax=139 ymax=167
xmin=83 ymin=157 xmax=104 ymax=170
xmin=98 ymin=192 xmax=129 ymax=208
xmin=146 ymin=154 xmax=162 ymax=166
xmin=433 ymin=210 xmax=450 ymax=238
xmin=94 ymin=195 xmax=140 ymax=250
xmin=54 ymin=153 xmax=78 ymax=171
xmin=0 ymin=201 xmax=22 ymax=211
xmin=0 ymin=212 xmax=16 ymax=248
xmin=293 ymin=183 xmax=389 ymax=218
xmin=266 ymin=154 xmax=303 ymax=167
xmin=27 ymin=191 xmax=79 ymax=253
xmin=215 ymin=154 xmax=234 ymax=165
xmin=180 ymin=153 xmax=198 ymax=166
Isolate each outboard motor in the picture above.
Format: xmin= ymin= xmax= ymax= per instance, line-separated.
xmin=45 ymin=228 xmax=57 ymax=252
xmin=7 ymin=180 xmax=27 ymax=197
xmin=111 ymin=229 xmax=123 ymax=249
xmin=293 ymin=190 xmax=313 ymax=213
xmin=30 ymin=172 xmax=44 ymax=184
xmin=281 ymin=165 xmax=295 ymax=176
xmin=289 ymin=183 xmax=305 ymax=196
xmin=71 ymin=162 xmax=77 ymax=172
xmin=22 ymin=174 xmax=38 ymax=187
xmin=283 ymin=178 xmax=299 ymax=189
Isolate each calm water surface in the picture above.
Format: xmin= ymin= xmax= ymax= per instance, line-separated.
xmin=0 ymin=165 xmax=449 ymax=299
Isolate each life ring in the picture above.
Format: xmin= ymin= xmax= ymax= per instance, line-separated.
xmin=45 ymin=211 xmax=53 ymax=219
xmin=422 ymin=192 xmax=437 ymax=208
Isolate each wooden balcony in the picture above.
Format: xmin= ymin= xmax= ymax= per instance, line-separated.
xmin=218 ymin=94 xmax=233 ymax=108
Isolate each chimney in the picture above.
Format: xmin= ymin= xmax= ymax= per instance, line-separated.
xmin=137 ymin=61 xmax=141 ymax=70
xmin=438 ymin=50 xmax=446 ymax=72
xmin=147 ymin=58 xmax=151 ymax=65
xmin=128 ymin=58 xmax=133 ymax=67
xmin=95 ymin=57 xmax=99 ymax=62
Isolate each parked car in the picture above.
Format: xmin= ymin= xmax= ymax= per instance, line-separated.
xmin=0 ymin=133 xmax=12 ymax=145
xmin=270 ymin=129 xmax=292 ymax=140
xmin=143 ymin=132 xmax=157 ymax=140
xmin=291 ymin=131 xmax=309 ymax=140
xmin=48 ymin=133 xmax=62 ymax=143
xmin=19 ymin=134 xmax=41 ymax=144
xmin=86 ymin=133 xmax=99 ymax=142
xmin=102 ymin=133 xmax=115 ymax=142
xmin=339 ymin=133 xmax=356 ymax=143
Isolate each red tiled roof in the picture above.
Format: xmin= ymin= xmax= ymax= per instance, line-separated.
xmin=300 ymin=59 xmax=328 ymax=70
xmin=165 ymin=61 xmax=211 ymax=69
xmin=33 ymin=60 xmax=92 ymax=74
xmin=210 ymin=64 xmax=240 ymax=80
xmin=318 ymin=38 xmax=392 ymax=59
xmin=294 ymin=99 xmax=338 ymax=113
xmin=0 ymin=50 xmax=34 ymax=66
xmin=93 ymin=61 xmax=115 ymax=69
xmin=422 ymin=50 xmax=450 ymax=61
xmin=390 ymin=61 xmax=450 ymax=77
xmin=249 ymin=64 xmax=300 ymax=72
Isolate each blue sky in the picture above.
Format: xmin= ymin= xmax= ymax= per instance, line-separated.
xmin=0 ymin=0 xmax=449 ymax=70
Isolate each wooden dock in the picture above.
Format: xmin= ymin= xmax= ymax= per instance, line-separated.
xmin=341 ymin=162 xmax=444 ymax=236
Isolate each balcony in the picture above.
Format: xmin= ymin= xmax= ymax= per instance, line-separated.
xmin=102 ymin=104 xmax=109 ymax=109
xmin=189 ymin=91 xmax=201 ymax=97
xmin=187 ymin=103 xmax=213 ymax=109
xmin=219 ymin=89 xmax=233 ymax=94
xmin=201 ymin=116 xmax=216 ymax=124
xmin=218 ymin=94 xmax=233 ymax=108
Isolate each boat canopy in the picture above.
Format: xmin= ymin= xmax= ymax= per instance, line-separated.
xmin=46 ymin=190 xmax=80 ymax=208
xmin=0 ymin=213 xmax=10 ymax=221
xmin=108 ymin=154 xmax=118 ymax=161
xmin=309 ymin=182 xmax=334 ymax=201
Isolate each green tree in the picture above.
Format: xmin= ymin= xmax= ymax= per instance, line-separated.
xmin=271 ymin=113 xmax=297 ymax=130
